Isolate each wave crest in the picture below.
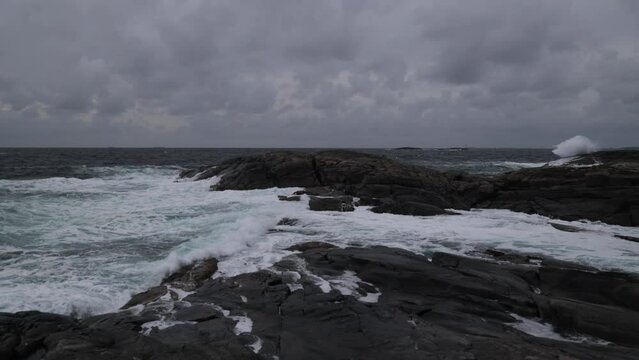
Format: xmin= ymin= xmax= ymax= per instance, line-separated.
xmin=552 ymin=135 xmax=598 ymax=158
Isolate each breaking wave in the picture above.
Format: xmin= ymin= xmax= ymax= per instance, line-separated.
xmin=552 ymin=135 xmax=598 ymax=158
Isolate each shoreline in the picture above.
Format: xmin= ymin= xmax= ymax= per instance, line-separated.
xmin=2 ymin=149 xmax=639 ymax=359
xmin=3 ymin=243 xmax=639 ymax=359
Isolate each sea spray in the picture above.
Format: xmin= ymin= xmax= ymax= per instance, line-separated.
xmin=156 ymin=212 xmax=285 ymax=278
xmin=552 ymin=135 xmax=598 ymax=158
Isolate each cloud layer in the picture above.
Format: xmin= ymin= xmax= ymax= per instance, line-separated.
xmin=1 ymin=0 xmax=638 ymax=147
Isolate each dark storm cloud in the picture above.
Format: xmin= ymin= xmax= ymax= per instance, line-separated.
xmin=0 ymin=0 xmax=638 ymax=147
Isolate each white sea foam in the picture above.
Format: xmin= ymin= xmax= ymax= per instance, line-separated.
xmin=359 ymin=291 xmax=381 ymax=303
xmin=209 ymin=175 xmax=221 ymax=185
xmin=166 ymin=285 xmax=194 ymax=301
xmin=552 ymin=135 xmax=598 ymax=158
xmin=207 ymin=303 xmax=261 ymax=353
xmin=248 ymin=336 xmax=263 ymax=353
xmin=492 ymin=161 xmax=547 ymax=169
xmin=509 ymin=314 xmax=610 ymax=345
xmin=317 ymin=270 xmax=381 ymax=303
xmin=230 ymin=314 xmax=253 ymax=334
xmin=1 ymin=166 xmax=639 ymax=316
xmin=140 ymin=318 xmax=195 ymax=335
xmin=282 ymin=271 xmax=304 ymax=292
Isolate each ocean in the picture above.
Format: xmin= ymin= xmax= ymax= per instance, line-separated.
xmin=1 ymin=148 xmax=639 ymax=316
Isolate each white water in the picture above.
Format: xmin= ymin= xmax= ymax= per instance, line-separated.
xmin=1 ymin=166 xmax=639 ymax=316
xmin=552 ymin=135 xmax=598 ymax=158
xmin=509 ymin=313 xmax=610 ymax=345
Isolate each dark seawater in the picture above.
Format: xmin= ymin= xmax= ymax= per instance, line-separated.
xmin=0 ymin=147 xmax=557 ymax=179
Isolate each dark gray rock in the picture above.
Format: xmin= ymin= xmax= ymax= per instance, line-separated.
xmin=549 ymin=222 xmax=585 ymax=232
xmin=184 ymin=150 xmax=467 ymax=217
xmin=276 ymin=217 xmax=299 ymax=226
xmin=174 ymin=304 xmax=223 ymax=322
xmin=293 ymin=186 xmax=342 ymax=196
xmin=482 ymin=248 xmax=544 ymax=265
xmin=201 ymin=152 xmax=320 ymax=190
xmin=122 ymin=258 xmax=219 ymax=310
xmin=615 ymin=234 xmax=639 ymax=243
xmin=464 ymin=150 xmax=639 ymax=226
xmin=162 ymin=258 xmax=218 ymax=291
xmin=286 ymin=241 xmax=337 ymax=252
xmin=121 ymin=285 xmax=167 ymax=309
xmin=3 ymin=245 xmax=639 ymax=359
xmin=308 ymin=195 xmax=355 ymax=212
xmin=277 ymin=195 xmax=301 ymax=201
xmin=180 ymin=149 xmax=639 ymax=225
xmin=371 ymin=201 xmax=451 ymax=216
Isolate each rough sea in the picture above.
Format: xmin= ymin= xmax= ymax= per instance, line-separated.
xmin=2 ymin=148 xmax=639 ymax=316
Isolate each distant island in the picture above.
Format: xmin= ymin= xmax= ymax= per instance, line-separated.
xmin=392 ymin=146 xmax=422 ymax=150
xmin=434 ymin=147 xmax=468 ymax=151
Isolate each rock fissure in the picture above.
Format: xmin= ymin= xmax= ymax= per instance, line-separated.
xmin=310 ymin=155 xmax=324 ymax=186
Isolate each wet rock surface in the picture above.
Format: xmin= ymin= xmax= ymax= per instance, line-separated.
xmin=162 ymin=258 xmax=219 ymax=292
xmin=182 ymin=150 xmax=466 ymax=217
xmin=277 ymin=195 xmax=301 ymax=202
xmin=466 ymin=150 xmax=639 ymax=226
xmin=3 ymin=244 xmax=639 ymax=359
xmin=182 ymin=149 xmax=639 ymax=226
xmin=308 ymin=195 xmax=355 ymax=212
xmin=276 ymin=217 xmax=299 ymax=226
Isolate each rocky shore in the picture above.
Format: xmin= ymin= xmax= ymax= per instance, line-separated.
xmin=181 ymin=149 xmax=639 ymax=226
xmin=3 ymin=149 xmax=639 ymax=359
xmin=3 ymin=243 xmax=639 ymax=359
xmin=471 ymin=150 xmax=639 ymax=226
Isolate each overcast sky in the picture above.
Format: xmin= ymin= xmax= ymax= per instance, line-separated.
xmin=0 ymin=0 xmax=638 ymax=147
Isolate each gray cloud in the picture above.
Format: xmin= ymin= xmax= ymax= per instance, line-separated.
xmin=0 ymin=0 xmax=638 ymax=147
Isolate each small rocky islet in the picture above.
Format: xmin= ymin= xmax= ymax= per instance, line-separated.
xmin=2 ymin=150 xmax=639 ymax=359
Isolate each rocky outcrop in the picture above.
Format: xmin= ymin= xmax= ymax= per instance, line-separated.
xmin=277 ymin=195 xmax=300 ymax=201
xmin=3 ymin=245 xmax=639 ymax=359
xmin=180 ymin=149 xmax=639 ymax=226
xmin=121 ymin=258 xmax=218 ymax=309
xmin=465 ymin=150 xmax=639 ymax=226
xmin=192 ymin=151 xmax=320 ymax=189
xmin=182 ymin=150 xmax=467 ymax=217
xmin=162 ymin=258 xmax=219 ymax=291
